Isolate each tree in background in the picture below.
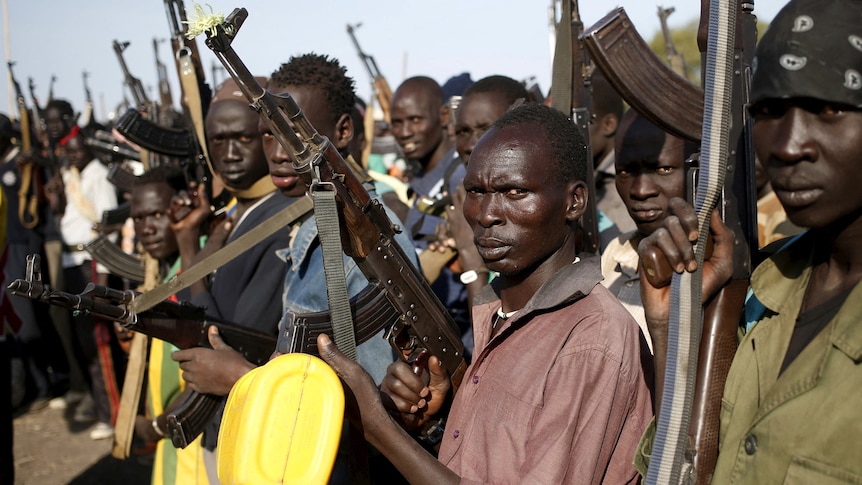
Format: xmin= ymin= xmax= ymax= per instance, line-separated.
xmin=648 ymin=17 xmax=770 ymax=86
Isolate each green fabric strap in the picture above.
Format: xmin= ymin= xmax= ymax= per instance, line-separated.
xmin=312 ymin=187 xmax=357 ymax=361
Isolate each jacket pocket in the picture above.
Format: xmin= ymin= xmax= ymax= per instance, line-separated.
xmin=783 ymin=455 xmax=862 ymax=485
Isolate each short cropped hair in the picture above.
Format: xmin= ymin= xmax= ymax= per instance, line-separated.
xmin=492 ymin=104 xmax=587 ymax=185
xmin=135 ymin=165 xmax=187 ymax=194
xmin=268 ymin=53 xmax=356 ymax=126
xmin=462 ymin=75 xmax=530 ymax=108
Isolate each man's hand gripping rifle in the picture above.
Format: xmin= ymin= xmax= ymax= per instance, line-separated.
xmin=201 ymin=8 xmax=467 ymax=394
xmin=7 ymin=254 xmax=277 ymax=448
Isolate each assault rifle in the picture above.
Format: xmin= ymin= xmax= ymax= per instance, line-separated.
xmin=85 ymin=131 xmax=141 ymax=165
xmin=81 ymin=71 xmax=95 ymax=128
xmin=113 ymin=40 xmax=151 ymax=111
xmin=8 ymin=62 xmax=41 ymax=229
xmin=204 ymin=8 xmax=467 ymax=391
xmin=27 ymin=77 xmax=42 ymax=115
xmin=47 ymin=74 xmax=56 ymax=103
xmin=549 ymin=0 xmax=599 ymax=254
xmin=8 ymin=254 xmax=277 ymax=447
xmin=346 ymin=23 xmax=393 ymax=125
xmin=658 ymin=5 xmax=689 ymax=78
xmin=585 ymin=3 xmax=758 ymax=483
xmin=153 ymin=38 xmax=175 ymax=110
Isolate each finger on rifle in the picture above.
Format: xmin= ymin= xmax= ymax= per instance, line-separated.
xmin=639 ymin=213 xmax=698 ymax=287
xmin=207 ymin=326 xmax=226 ymax=349
xmin=702 ymin=209 xmax=736 ymax=298
xmin=427 ymin=355 xmax=449 ymax=385
xmin=667 ymin=197 xmax=699 ymax=242
xmin=381 ymin=360 xmax=429 ymax=414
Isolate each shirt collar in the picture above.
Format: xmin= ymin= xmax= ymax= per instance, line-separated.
xmin=475 ymin=252 xmax=603 ymax=318
xmin=751 ymin=231 xmax=862 ymax=360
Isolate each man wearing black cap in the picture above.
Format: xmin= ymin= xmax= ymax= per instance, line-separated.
xmin=636 ymin=0 xmax=862 ymax=482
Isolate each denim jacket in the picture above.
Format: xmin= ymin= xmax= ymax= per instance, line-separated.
xmin=277 ymin=193 xmax=419 ymax=385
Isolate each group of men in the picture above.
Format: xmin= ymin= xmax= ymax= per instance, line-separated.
xmin=3 ymin=0 xmax=861 ymax=483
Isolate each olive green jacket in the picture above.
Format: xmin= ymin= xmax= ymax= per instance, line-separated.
xmin=637 ymin=233 xmax=862 ymax=484
xmin=713 ymin=233 xmax=862 ymax=484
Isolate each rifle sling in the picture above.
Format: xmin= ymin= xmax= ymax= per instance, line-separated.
xmin=312 ymin=186 xmax=357 ymax=360
xmin=177 ymin=52 xmax=212 ymax=171
xmin=132 ymin=196 xmax=313 ymax=315
xmin=646 ymin=1 xmax=737 ymax=483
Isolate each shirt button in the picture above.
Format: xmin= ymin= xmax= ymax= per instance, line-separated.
xmin=472 ymin=375 xmax=479 ymax=384
xmin=626 ymin=281 xmax=634 ymax=287
xmin=744 ymin=435 xmax=757 ymax=455
xmin=453 ymin=430 xmax=460 ymax=439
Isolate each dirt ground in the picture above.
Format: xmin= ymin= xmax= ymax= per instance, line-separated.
xmin=12 ymin=402 xmax=152 ymax=485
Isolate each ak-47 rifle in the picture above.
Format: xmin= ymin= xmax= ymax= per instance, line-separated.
xmin=154 ymin=38 xmax=175 ymax=110
xmin=81 ymin=71 xmax=95 ymax=128
xmin=8 ymin=62 xmax=41 ymax=229
xmin=113 ymin=41 xmax=152 ymax=111
xmin=26 ymin=77 xmax=48 ymax=147
xmin=203 ymin=7 xmax=467 ymax=391
xmin=675 ymin=2 xmax=757 ymax=482
xmin=113 ymin=39 xmax=163 ymax=171
xmin=346 ymin=23 xmax=393 ymax=126
xmin=549 ymin=0 xmax=599 ymax=254
xmin=27 ymin=77 xmax=41 ymax=114
xmin=588 ymin=2 xmax=757 ymax=483
xmin=658 ymin=5 xmax=689 ymax=78
xmin=7 ymin=254 xmax=276 ymax=447
xmin=47 ymin=74 xmax=56 ymax=104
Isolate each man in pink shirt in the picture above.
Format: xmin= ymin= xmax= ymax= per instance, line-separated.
xmin=319 ymin=103 xmax=653 ymax=484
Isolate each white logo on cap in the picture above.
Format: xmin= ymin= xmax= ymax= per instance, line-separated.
xmin=792 ymin=15 xmax=814 ymax=32
xmin=850 ymin=35 xmax=862 ymax=53
xmin=780 ymin=54 xmax=807 ymax=71
xmin=845 ymin=70 xmax=862 ymax=90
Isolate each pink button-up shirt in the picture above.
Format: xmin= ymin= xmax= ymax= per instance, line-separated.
xmin=438 ymin=255 xmax=653 ymax=484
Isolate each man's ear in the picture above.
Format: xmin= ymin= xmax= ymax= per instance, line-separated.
xmin=439 ymin=104 xmax=451 ymax=131
xmin=598 ymin=113 xmax=618 ymax=138
xmin=332 ymin=113 xmax=354 ymax=151
xmin=566 ymin=180 xmax=588 ymax=222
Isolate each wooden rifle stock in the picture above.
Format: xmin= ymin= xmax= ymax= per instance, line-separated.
xmin=8 ymin=62 xmax=41 ymax=229
xmin=153 ymin=38 xmax=176 ymax=112
xmin=346 ymin=23 xmax=393 ymax=125
xmin=204 ymin=8 xmax=467 ymax=391
xmin=112 ymin=40 xmax=151 ymax=109
xmin=82 ymin=71 xmax=94 ymax=127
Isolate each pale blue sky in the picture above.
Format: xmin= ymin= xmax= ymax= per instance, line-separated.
xmin=0 ymin=1 xmax=786 ymax=123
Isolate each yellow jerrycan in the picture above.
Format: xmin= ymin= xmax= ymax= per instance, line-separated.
xmin=217 ymin=353 xmax=344 ymax=484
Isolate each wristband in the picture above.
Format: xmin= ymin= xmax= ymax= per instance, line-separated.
xmin=459 ymin=269 xmax=488 ymax=285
